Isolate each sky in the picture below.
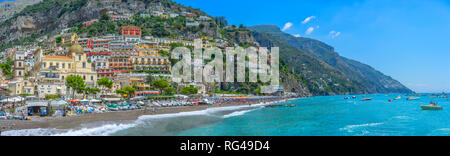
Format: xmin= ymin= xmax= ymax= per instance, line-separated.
xmin=1 ymin=0 xmax=450 ymax=92
xmin=172 ymin=0 xmax=450 ymax=93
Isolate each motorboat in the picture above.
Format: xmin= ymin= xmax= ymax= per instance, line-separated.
xmin=394 ymin=95 xmax=401 ymax=100
xmin=421 ymin=105 xmax=443 ymax=111
xmin=361 ymin=98 xmax=372 ymax=101
xmin=407 ymin=97 xmax=420 ymax=100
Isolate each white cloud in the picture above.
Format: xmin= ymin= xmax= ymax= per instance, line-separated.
xmin=301 ymin=16 xmax=316 ymax=24
xmin=293 ymin=34 xmax=301 ymax=38
xmin=282 ymin=22 xmax=293 ymax=31
xmin=305 ymin=27 xmax=315 ymax=35
xmin=329 ymin=30 xmax=341 ymax=39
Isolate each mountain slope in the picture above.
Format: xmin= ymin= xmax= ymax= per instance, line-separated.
xmin=249 ymin=25 xmax=412 ymax=93
xmin=252 ymin=29 xmax=362 ymax=95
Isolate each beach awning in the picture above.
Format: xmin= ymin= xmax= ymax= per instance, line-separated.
xmin=51 ymin=100 xmax=68 ymax=106
xmin=103 ymin=98 xmax=122 ymax=102
xmin=70 ymin=99 xmax=80 ymax=102
xmin=130 ymin=96 xmax=147 ymax=101
xmin=90 ymin=99 xmax=102 ymax=103
xmin=1 ymin=96 xmax=25 ymax=103
xmin=27 ymin=102 xmax=48 ymax=107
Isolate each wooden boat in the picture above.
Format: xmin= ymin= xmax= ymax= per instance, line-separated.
xmin=421 ymin=105 xmax=443 ymax=111
xmin=361 ymin=98 xmax=372 ymax=101
xmin=407 ymin=97 xmax=420 ymax=100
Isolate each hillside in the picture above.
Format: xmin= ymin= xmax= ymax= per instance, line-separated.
xmin=0 ymin=0 xmax=41 ymax=22
xmin=249 ymin=25 xmax=412 ymax=94
xmin=0 ymin=0 xmax=256 ymax=51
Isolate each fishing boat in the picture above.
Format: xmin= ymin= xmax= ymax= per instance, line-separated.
xmin=407 ymin=97 xmax=420 ymax=100
xmin=421 ymin=105 xmax=443 ymax=111
xmin=361 ymin=98 xmax=372 ymax=101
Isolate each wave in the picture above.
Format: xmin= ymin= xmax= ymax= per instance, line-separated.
xmin=138 ymin=103 xmax=268 ymax=121
xmin=1 ymin=123 xmax=136 ymax=136
xmin=53 ymin=123 xmax=136 ymax=136
xmin=1 ymin=128 xmax=59 ymax=136
xmin=223 ymin=110 xmax=255 ymax=118
xmin=339 ymin=122 xmax=384 ymax=133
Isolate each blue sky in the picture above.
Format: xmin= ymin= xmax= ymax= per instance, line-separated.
xmin=173 ymin=0 xmax=450 ymax=93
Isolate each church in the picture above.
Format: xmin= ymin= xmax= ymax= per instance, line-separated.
xmin=32 ymin=43 xmax=97 ymax=98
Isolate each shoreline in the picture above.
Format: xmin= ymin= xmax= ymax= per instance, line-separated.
xmin=0 ymin=98 xmax=294 ymax=133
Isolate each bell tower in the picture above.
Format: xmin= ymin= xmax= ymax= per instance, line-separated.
xmin=14 ymin=51 xmax=26 ymax=80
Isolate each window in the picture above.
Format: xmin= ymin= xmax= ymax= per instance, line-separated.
xmin=83 ymin=76 xmax=86 ymax=80
xmin=56 ymin=63 xmax=59 ymax=68
xmin=79 ymin=55 xmax=81 ymax=61
xmin=62 ymin=63 xmax=65 ymax=68
xmin=83 ymin=62 xmax=86 ymax=68
xmin=91 ymin=76 xmax=94 ymax=81
xmin=62 ymin=76 xmax=64 ymax=80
xmin=19 ymin=62 xmax=22 ymax=67
xmin=43 ymin=62 xmax=46 ymax=68
xmin=68 ymin=64 xmax=71 ymax=68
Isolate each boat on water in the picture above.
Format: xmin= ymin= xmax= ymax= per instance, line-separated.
xmin=421 ymin=105 xmax=443 ymax=111
xmin=394 ymin=95 xmax=402 ymax=100
xmin=361 ymin=98 xmax=372 ymax=101
xmin=407 ymin=97 xmax=420 ymax=100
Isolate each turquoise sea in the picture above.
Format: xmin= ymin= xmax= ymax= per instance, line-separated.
xmin=4 ymin=94 xmax=450 ymax=136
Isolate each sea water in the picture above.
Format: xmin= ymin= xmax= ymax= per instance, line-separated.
xmin=3 ymin=94 xmax=450 ymax=136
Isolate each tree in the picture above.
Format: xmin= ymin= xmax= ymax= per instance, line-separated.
xmin=66 ymin=75 xmax=86 ymax=99
xmin=97 ymin=77 xmax=113 ymax=96
xmin=100 ymin=13 xmax=110 ymax=21
xmin=164 ymin=86 xmax=175 ymax=95
xmin=152 ymin=79 xmax=169 ymax=94
xmin=0 ymin=57 xmax=14 ymax=80
xmin=55 ymin=36 xmax=62 ymax=44
xmin=116 ymin=86 xmax=136 ymax=99
xmin=84 ymin=87 xmax=100 ymax=99
xmin=180 ymin=86 xmax=198 ymax=95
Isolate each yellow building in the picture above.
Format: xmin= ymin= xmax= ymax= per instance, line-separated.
xmin=36 ymin=44 xmax=97 ymax=87
xmin=135 ymin=43 xmax=159 ymax=57
xmin=160 ymin=14 xmax=169 ymax=19
xmin=61 ymin=33 xmax=79 ymax=45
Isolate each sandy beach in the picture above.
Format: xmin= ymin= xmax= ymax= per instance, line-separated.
xmin=0 ymin=98 xmax=289 ymax=133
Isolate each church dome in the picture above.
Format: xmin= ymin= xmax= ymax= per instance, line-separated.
xmin=69 ymin=44 xmax=84 ymax=54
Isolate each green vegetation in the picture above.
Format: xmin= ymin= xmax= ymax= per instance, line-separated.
xmin=19 ymin=93 xmax=33 ymax=97
xmin=45 ymin=94 xmax=61 ymax=100
xmin=97 ymin=77 xmax=113 ymax=95
xmin=66 ymin=75 xmax=86 ymax=99
xmin=151 ymin=79 xmax=172 ymax=95
xmin=180 ymin=86 xmax=198 ymax=95
xmin=116 ymin=86 xmax=136 ymax=100
xmin=55 ymin=36 xmax=62 ymax=43
xmin=83 ymin=87 xmax=100 ymax=99
xmin=0 ymin=57 xmax=14 ymax=80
